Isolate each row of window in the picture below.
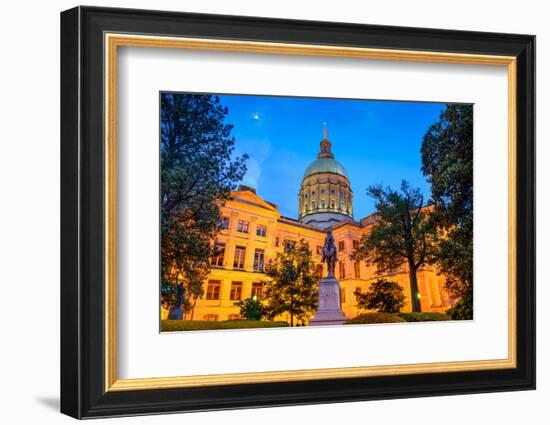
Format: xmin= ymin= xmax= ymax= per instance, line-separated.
xmin=203 ymin=282 xmax=361 ymax=309
xmin=274 ymin=238 xmax=296 ymax=250
xmin=211 ymin=244 xmax=265 ymax=271
xmin=339 ymin=287 xmax=363 ymax=304
xmin=339 ymin=261 xmax=361 ymax=279
xmin=205 ymin=280 xmax=265 ymax=301
xmin=220 ymin=217 xmax=362 ymax=254
xmin=218 ymin=216 xmax=267 ymax=237
xmin=337 ymin=240 xmax=360 ymax=252
xmin=303 ymin=201 xmax=346 ymax=210
xmin=303 ymin=189 xmax=346 ymax=197
xmin=212 ymin=243 xmax=362 ymax=278
xmin=203 ymin=314 xmax=242 ymax=322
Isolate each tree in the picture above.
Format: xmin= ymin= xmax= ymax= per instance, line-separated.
xmin=421 ymin=104 xmax=473 ymax=319
xmin=264 ymin=240 xmax=318 ymax=326
xmin=355 ymin=279 xmax=406 ymax=313
xmin=160 ymin=93 xmax=248 ymax=315
xmin=234 ymin=297 xmax=264 ymax=321
xmin=352 ymin=181 xmax=435 ymax=312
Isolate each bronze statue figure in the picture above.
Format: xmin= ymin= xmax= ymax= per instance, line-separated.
xmin=321 ymin=230 xmax=337 ymax=277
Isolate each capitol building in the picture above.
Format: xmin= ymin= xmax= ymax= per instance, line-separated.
xmin=164 ymin=127 xmax=454 ymax=323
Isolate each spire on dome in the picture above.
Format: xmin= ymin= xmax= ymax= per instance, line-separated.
xmin=318 ymin=122 xmax=334 ymax=159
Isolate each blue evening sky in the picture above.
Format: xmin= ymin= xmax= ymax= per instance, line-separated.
xmin=217 ymin=94 xmax=445 ymax=220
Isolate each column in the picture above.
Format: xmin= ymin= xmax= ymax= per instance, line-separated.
xmin=245 ymin=217 xmax=258 ymax=271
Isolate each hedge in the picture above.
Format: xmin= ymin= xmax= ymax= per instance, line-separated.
xmin=344 ymin=313 xmax=406 ymax=324
xmin=161 ymin=319 xmax=289 ymax=332
xmin=397 ymin=312 xmax=450 ymax=322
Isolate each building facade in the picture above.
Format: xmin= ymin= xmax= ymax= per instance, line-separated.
xmin=164 ymin=127 xmax=454 ymax=323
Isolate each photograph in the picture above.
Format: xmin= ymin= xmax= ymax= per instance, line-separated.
xmin=159 ymin=92 xmax=474 ymax=332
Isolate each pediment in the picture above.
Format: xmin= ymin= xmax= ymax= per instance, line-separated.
xmin=230 ymin=190 xmax=279 ymax=212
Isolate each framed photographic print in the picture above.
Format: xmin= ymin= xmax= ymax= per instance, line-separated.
xmin=60 ymin=6 xmax=535 ymax=419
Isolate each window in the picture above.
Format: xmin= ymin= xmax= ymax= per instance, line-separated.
xmin=312 ymin=191 xmax=315 ymax=196
xmin=237 ymin=219 xmax=249 ymax=233
xmin=218 ymin=216 xmax=230 ymax=229
xmin=353 ymin=240 xmax=359 ymax=250
xmin=251 ymin=282 xmax=264 ymax=300
xmin=205 ymin=280 xmax=221 ymax=300
xmin=331 ymin=189 xmax=335 ymax=194
xmin=256 ymin=224 xmax=267 ymax=237
xmin=233 ymin=246 xmax=246 ymax=269
xmin=253 ymin=248 xmax=265 ymax=272
xmin=312 ymin=201 xmax=316 ymax=209
xmin=338 ymin=241 xmax=345 ymax=251
xmin=340 ymin=286 xmax=346 ymax=303
xmin=321 ymin=189 xmax=325 ymax=194
xmin=355 ymin=287 xmax=362 ymax=303
xmin=230 ymin=282 xmax=243 ymax=301
xmin=316 ymin=245 xmax=322 ymax=255
xmin=275 ymin=237 xmax=280 ymax=247
xmin=354 ymin=261 xmax=361 ymax=278
xmin=321 ymin=201 xmax=325 ymax=208
xmin=203 ymin=314 xmax=218 ymax=321
xmin=284 ymin=240 xmax=295 ymax=250
xmin=227 ymin=314 xmax=240 ymax=321
xmin=330 ymin=202 xmax=335 ymax=208
xmin=339 ymin=261 xmax=346 ymax=279
xmin=211 ymin=242 xmax=225 ymax=267
xmin=315 ymin=264 xmax=323 ymax=280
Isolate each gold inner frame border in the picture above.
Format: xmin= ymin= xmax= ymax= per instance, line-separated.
xmin=104 ymin=33 xmax=517 ymax=392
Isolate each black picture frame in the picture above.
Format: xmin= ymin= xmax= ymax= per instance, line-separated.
xmin=61 ymin=5 xmax=535 ymax=419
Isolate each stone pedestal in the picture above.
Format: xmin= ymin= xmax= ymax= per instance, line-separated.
xmin=309 ymin=276 xmax=347 ymax=326
xmin=167 ymin=305 xmax=184 ymax=320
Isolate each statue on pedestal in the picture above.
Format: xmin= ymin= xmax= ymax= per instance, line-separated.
xmin=321 ymin=230 xmax=337 ymax=277
xmin=309 ymin=230 xmax=348 ymax=326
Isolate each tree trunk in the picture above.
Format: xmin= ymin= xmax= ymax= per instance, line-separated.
xmin=190 ymin=298 xmax=197 ymax=320
xmin=408 ymin=261 xmax=421 ymax=312
xmin=290 ymin=312 xmax=294 ymax=327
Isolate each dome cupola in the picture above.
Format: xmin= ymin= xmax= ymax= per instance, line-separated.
xmin=298 ymin=124 xmax=353 ymax=228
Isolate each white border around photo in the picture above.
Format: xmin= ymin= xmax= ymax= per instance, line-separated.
xmin=116 ymin=46 xmax=508 ymax=380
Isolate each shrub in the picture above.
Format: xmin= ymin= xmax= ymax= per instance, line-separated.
xmin=161 ymin=320 xmax=289 ymax=332
xmin=397 ymin=312 xmax=450 ymax=322
xmin=344 ymin=313 xmax=406 ymax=325
xmin=354 ymin=279 xmax=405 ymax=313
xmin=234 ymin=297 xmax=264 ymax=320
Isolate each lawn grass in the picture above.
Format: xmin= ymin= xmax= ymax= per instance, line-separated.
xmin=161 ymin=319 xmax=289 ymax=332
xmin=397 ymin=312 xmax=451 ymax=322
xmin=345 ymin=311 xmax=451 ymax=325
xmin=344 ymin=312 xmax=407 ymax=324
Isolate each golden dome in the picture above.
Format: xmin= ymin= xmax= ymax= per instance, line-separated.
xmin=303 ymin=157 xmax=348 ymax=180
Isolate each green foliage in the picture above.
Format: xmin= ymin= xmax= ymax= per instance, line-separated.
xmin=160 ymin=93 xmax=247 ymax=313
xmin=421 ymin=104 xmax=473 ymax=320
xmin=352 ymin=181 xmax=435 ymax=312
xmin=345 ymin=313 xmax=406 ymax=324
xmin=355 ymin=279 xmax=406 ymax=313
xmin=161 ymin=320 xmax=289 ymax=332
xmin=264 ymin=240 xmax=318 ymax=326
xmin=234 ymin=297 xmax=265 ymax=320
xmin=446 ymin=291 xmax=473 ymax=320
xmin=397 ymin=312 xmax=450 ymax=322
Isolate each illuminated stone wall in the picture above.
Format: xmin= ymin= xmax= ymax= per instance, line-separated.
xmin=162 ymin=187 xmax=454 ymax=323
